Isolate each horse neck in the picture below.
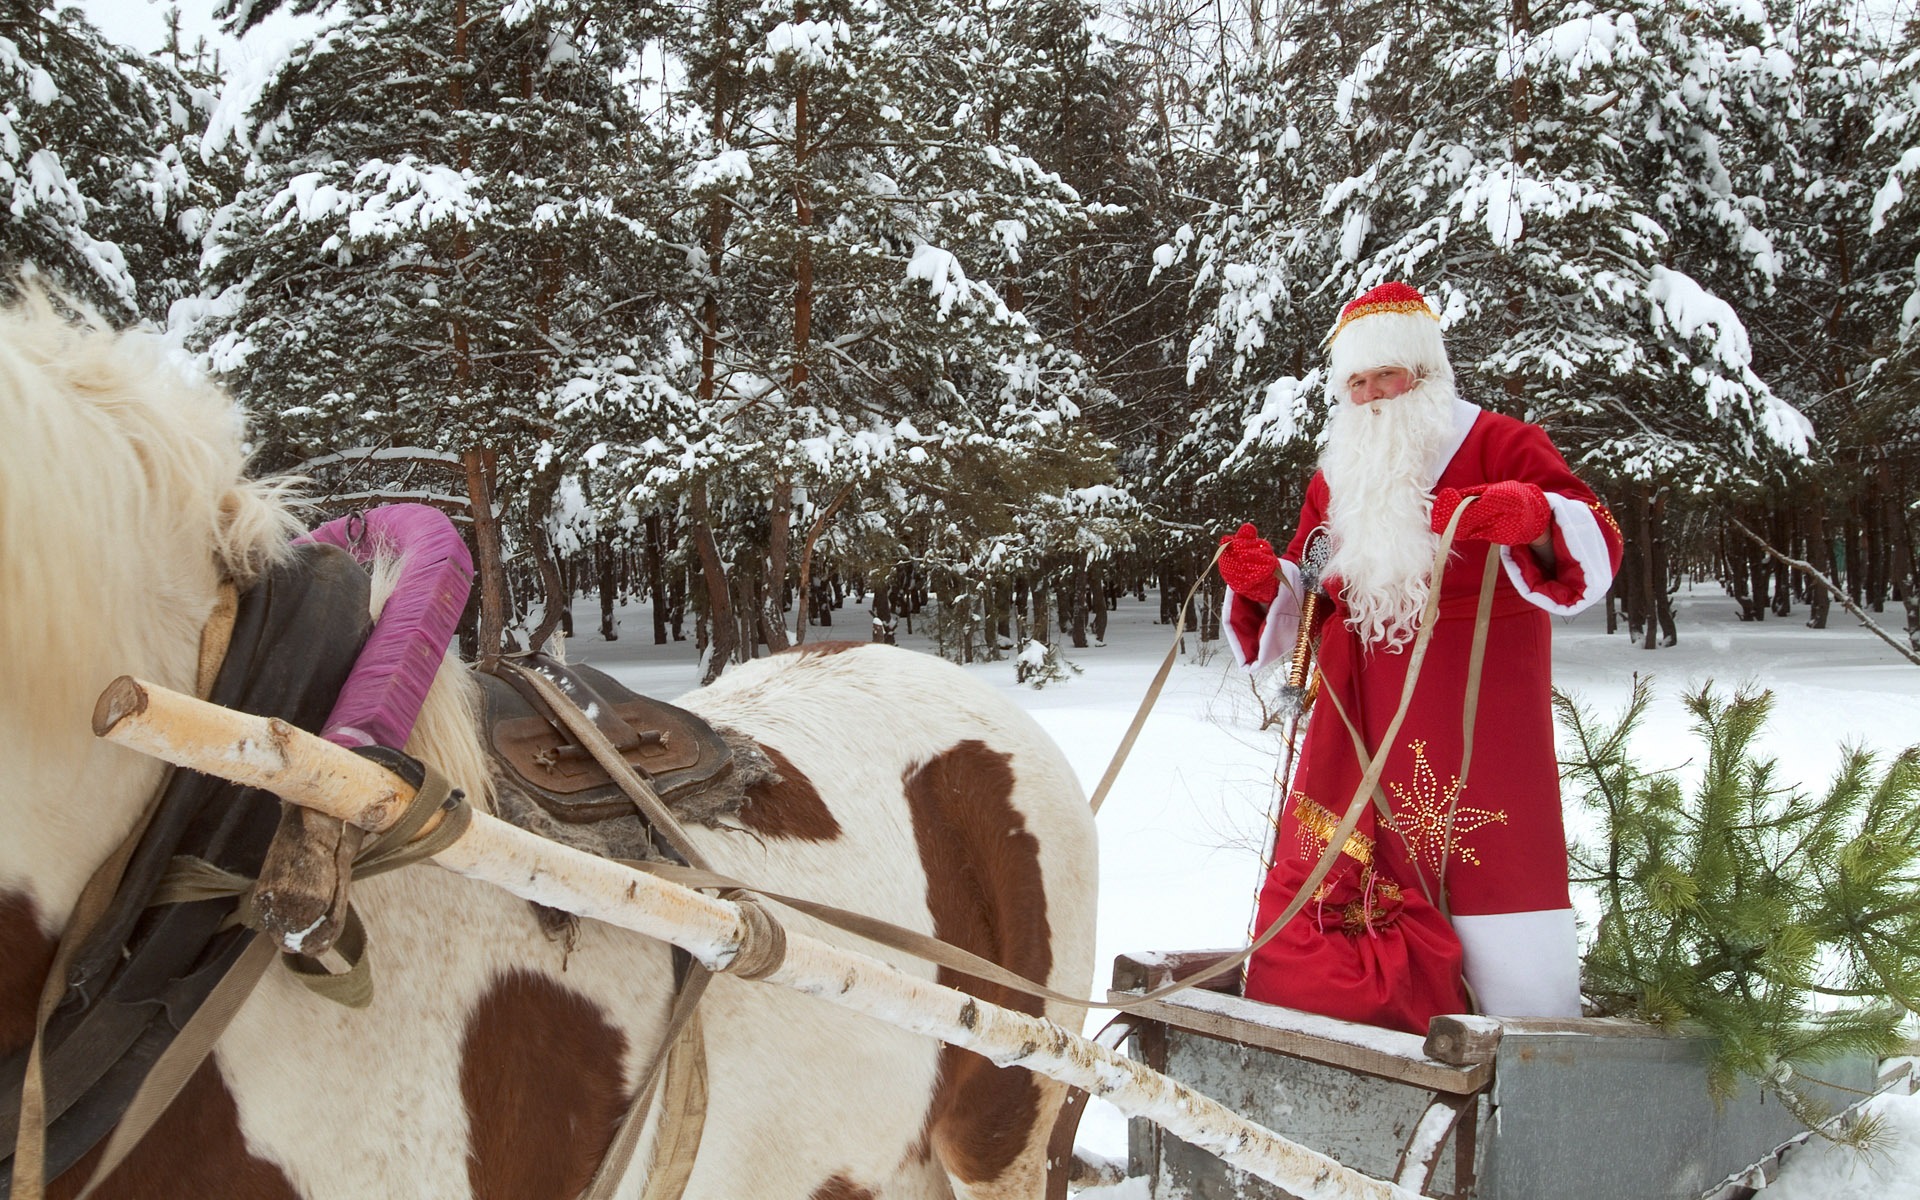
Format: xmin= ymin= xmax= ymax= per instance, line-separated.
xmin=0 ymin=576 xmax=214 ymax=939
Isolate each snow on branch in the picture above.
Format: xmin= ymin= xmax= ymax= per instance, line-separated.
xmin=1223 ymin=373 xmax=1321 ymax=470
xmin=1495 ymin=12 xmax=1647 ymax=82
xmin=1455 ymin=163 xmax=1613 ymax=251
xmin=1332 ymin=34 xmax=1393 ymax=127
xmin=1647 ymin=266 xmax=1811 ymax=458
xmin=754 ymin=18 xmax=854 ymax=72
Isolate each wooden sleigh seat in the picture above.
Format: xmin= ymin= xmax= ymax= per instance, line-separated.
xmin=1108 ymin=950 xmax=1913 ymax=1200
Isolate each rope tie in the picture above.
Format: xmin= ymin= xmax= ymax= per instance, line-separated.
xmin=718 ymin=891 xmax=787 ymax=981
xmin=145 ymin=761 xmax=469 ymax=1008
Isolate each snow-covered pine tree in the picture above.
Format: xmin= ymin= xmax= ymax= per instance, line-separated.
xmin=196 ymin=0 xmax=685 ymax=649
xmin=992 ymin=6 xmax=1168 ymax=647
xmin=1173 ymin=0 xmax=1815 ymax=645
xmin=1711 ymin=0 xmax=1892 ymax=630
xmin=609 ymin=0 xmax=1114 ymax=679
xmin=1 ymin=1 xmax=212 ymax=322
xmin=1848 ymin=7 xmax=1920 ymax=616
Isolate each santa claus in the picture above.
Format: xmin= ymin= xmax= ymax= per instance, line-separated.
xmin=1219 ymin=281 xmax=1623 ymax=1033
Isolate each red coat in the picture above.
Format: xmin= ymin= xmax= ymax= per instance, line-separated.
xmin=1235 ymin=402 xmax=1623 ymax=1032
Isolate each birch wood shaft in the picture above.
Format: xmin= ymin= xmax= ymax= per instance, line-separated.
xmin=93 ymin=675 xmax=1419 ymax=1200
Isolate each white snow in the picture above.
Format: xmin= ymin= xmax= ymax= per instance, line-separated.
xmin=760 ymin=18 xmax=854 ymax=70
xmin=685 ymin=150 xmax=753 ymax=193
xmin=906 ymin=242 xmax=973 ymax=318
xmin=572 ymin=579 xmax=1920 ymax=1198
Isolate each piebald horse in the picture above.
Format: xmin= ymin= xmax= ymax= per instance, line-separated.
xmin=0 ymin=292 xmax=1098 ymax=1200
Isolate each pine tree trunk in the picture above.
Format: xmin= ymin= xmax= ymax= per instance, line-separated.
xmin=1090 ymin=559 xmax=1109 ymax=643
xmin=689 ymin=486 xmax=737 ymax=684
xmin=598 ymin=532 xmax=618 ymax=641
xmin=1747 ymin=518 xmax=1770 ymax=621
xmin=1866 ymin=481 xmax=1888 ymax=612
xmin=871 ymin=574 xmax=897 ymax=644
xmin=791 ymin=483 xmax=850 ymax=645
xmin=462 ymin=448 xmax=507 ymax=665
xmin=647 ymin=511 xmax=669 ymax=645
xmin=1770 ymin=508 xmax=1792 ymax=616
xmin=1650 ymin=489 xmax=1675 ymax=645
xmin=1637 ymin=490 xmax=1659 ymax=650
xmin=761 ymin=479 xmax=793 ymax=652
xmin=525 ymin=466 xmax=569 ymax=655
xmin=1068 ymin=562 xmax=1089 ymax=649
xmin=1845 ymin=504 xmax=1864 ymax=606
xmin=1806 ymin=509 xmax=1832 ymax=630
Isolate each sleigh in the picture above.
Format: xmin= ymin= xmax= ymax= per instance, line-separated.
xmin=1105 ymin=949 xmax=1913 ymax=1200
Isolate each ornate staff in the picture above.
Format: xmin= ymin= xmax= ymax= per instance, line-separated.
xmin=1280 ymin=527 xmax=1333 ymax=712
xmin=1252 ymin=527 xmax=1331 ymax=916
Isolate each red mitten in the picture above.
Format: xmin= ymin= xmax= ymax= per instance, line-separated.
xmin=1218 ymin=523 xmax=1281 ymax=604
xmin=1430 ymin=481 xmax=1550 ymax=545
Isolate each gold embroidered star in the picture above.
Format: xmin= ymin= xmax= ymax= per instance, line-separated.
xmin=1382 ymin=740 xmax=1507 ymax=872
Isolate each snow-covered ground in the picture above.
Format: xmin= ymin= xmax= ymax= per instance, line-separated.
xmin=567 ymin=579 xmax=1920 ymax=1198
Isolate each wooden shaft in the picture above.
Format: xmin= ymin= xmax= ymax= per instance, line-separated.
xmin=92 ymin=676 xmax=424 ymax=834
xmin=93 ymin=676 xmax=1417 ymax=1200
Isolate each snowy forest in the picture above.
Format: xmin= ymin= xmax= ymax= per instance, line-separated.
xmin=5 ymin=0 xmax=1919 ymax=678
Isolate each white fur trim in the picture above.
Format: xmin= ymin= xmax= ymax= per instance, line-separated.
xmin=1453 ymin=908 xmax=1582 ymax=1018
xmin=1221 ymin=559 xmax=1302 ymax=672
xmin=1499 ymin=492 xmax=1615 ymax=617
xmin=1327 ymin=308 xmax=1453 ymax=400
xmin=1428 ymin=398 xmax=1481 ymax=485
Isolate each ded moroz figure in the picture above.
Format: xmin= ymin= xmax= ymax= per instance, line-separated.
xmin=1217 ymin=281 xmax=1624 ymax=1034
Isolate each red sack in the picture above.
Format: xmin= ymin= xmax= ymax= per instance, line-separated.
xmin=1242 ymin=812 xmax=1469 ymax=1035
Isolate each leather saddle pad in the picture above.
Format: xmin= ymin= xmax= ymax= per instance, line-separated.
xmin=477 ymin=656 xmax=734 ymax=824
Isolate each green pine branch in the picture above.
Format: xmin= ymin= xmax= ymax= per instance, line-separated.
xmin=1559 ymin=679 xmax=1920 ymax=1131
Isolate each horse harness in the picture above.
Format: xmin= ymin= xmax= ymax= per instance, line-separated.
xmin=0 ymin=544 xmax=741 ymax=1200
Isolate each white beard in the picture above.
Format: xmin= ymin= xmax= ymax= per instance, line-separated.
xmin=1319 ymin=378 xmax=1461 ymax=651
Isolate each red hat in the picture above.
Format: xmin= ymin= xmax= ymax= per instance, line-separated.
xmin=1325 ymin=281 xmax=1452 ymax=396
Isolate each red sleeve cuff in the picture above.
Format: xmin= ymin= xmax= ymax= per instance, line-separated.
xmin=1227 ymin=592 xmax=1269 ymax=662
xmin=1512 ymin=517 xmax=1588 ymax=607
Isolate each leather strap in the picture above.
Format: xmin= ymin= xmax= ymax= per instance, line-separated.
xmin=579 ymin=967 xmax=712 ymax=1200
xmin=492 ymin=661 xmax=711 ymax=872
xmin=68 ymin=937 xmax=276 ymax=1199
xmin=1088 ymin=543 xmax=1225 ymax=814
xmin=1435 ymin=549 xmax=1501 ymax=915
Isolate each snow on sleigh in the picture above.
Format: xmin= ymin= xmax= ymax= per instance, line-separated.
xmin=1103 ymin=949 xmax=1914 ymax=1200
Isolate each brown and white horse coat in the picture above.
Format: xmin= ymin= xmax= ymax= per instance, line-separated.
xmin=0 ymin=295 xmax=1098 ymax=1200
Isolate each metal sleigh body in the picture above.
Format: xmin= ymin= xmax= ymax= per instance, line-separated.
xmin=1108 ymin=949 xmax=1911 ymax=1200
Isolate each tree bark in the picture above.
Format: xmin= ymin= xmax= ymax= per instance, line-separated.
xmin=462 ymin=448 xmax=507 ymax=665
xmin=792 ymin=483 xmax=853 ymax=643
xmin=1638 ymin=490 xmax=1659 ymax=650
xmin=1090 ymin=559 xmax=1109 ymax=643
xmin=760 ymin=479 xmax=794 ymax=652
xmin=1806 ymin=509 xmax=1832 ymax=630
xmin=688 ymin=485 xmax=737 ymax=683
xmin=525 ymin=466 xmax=569 ymax=655
xmin=598 ymin=532 xmax=618 ymax=641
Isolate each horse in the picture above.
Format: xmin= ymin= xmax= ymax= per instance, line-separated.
xmin=0 ymin=290 xmax=1099 ymax=1200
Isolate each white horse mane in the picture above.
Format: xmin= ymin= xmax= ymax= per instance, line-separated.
xmin=0 ymin=289 xmax=308 ymax=757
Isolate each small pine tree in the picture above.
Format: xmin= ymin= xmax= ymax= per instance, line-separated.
xmin=1558 ymin=678 xmax=1920 ymax=1130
